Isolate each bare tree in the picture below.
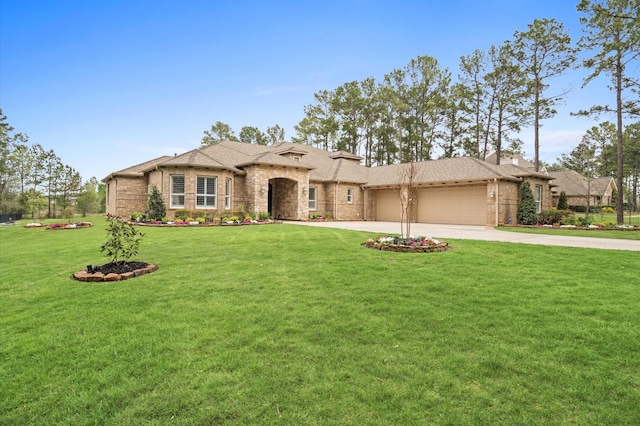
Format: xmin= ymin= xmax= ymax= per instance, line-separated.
xmin=398 ymin=162 xmax=422 ymax=237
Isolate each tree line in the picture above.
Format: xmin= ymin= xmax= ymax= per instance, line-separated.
xmin=202 ymin=0 xmax=638 ymax=222
xmin=0 ymin=109 xmax=104 ymax=219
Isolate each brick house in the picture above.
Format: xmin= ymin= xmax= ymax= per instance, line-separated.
xmin=548 ymin=170 xmax=617 ymax=207
xmin=103 ymin=141 xmax=554 ymax=226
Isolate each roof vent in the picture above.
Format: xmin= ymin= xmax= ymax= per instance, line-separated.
xmin=511 ymin=158 xmax=519 ymax=165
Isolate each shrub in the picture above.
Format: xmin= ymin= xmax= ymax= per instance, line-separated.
xmin=517 ymin=181 xmax=537 ymax=225
xmin=578 ymin=216 xmax=592 ymax=227
xmin=196 ymin=217 xmax=205 ymax=223
xmin=147 ymin=185 xmax=166 ymax=221
xmin=101 ymin=214 xmax=145 ymax=265
xmin=258 ymin=211 xmax=271 ymax=220
xmin=130 ymin=212 xmax=146 ymax=222
xmin=602 ymin=206 xmax=615 ymax=214
xmin=557 ymin=191 xmax=568 ymax=210
xmin=537 ymin=209 xmax=575 ymax=225
xmin=174 ymin=209 xmax=191 ymax=221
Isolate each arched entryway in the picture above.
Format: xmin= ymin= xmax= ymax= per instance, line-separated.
xmin=269 ymin=178 xmax=300 ymax=220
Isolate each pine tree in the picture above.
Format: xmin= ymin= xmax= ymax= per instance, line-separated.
xmin=147 ymin=185 xmax=166 ymax=221
xmin=517 ymin=181 xmax=537 ymax=225
xmin=557 ymin=191 xmax=568 ymax=210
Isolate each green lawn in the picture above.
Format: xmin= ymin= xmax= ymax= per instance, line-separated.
xmin=1 ymin=218 xmax=639 ymax=425
xmin=496 ymin=226 xmax=640 ymax=240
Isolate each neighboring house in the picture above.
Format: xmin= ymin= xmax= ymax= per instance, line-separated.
xmin=103 ymin=141 xmax=554 ymax=226
xmin=548 ymin=170 xmax=616 ymax=207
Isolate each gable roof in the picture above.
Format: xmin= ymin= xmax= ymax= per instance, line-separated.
xmin=102 ymin=155 xmax=173 ymax=181
xmin=103 ymin=141 xmax=553 ymax=186
xmin=548 ymin=170 xmax=616 ymax=196
xmin=364 ymin=157 xmax=550 ymax=188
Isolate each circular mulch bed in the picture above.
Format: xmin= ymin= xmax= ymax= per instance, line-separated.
xmin=72 ymin=262 xmax=158 ymax=282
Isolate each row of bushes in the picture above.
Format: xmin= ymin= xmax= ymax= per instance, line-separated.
xmin=536 ymin=209 xmax=620 ymax=227
xmin=130 ymin=210 xmax=271 ymax=223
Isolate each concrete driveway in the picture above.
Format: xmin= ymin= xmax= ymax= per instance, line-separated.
xmin=287 ymin=221 xmax=640 ymax=251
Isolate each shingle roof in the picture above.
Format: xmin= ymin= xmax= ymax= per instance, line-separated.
xmin=102 ymin=155 xmax=173 ymax=180
xmin=548 ymin=170 xmax=615 ymax=196
xmin=364 ymin=157 xmax=539 ymax=187
xmin=103 ymin=141 xmax=553 ymax=186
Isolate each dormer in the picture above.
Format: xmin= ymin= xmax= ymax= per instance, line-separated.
xmin=274 ymin=146 xmax=308 ymax=163
xmin=329 ymin=151 xmax=363 ymax=164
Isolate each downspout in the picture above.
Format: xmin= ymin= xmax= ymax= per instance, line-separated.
xmin=494 ymin=178 xmax=499 ymax=226
xmin=334 ymin=182 xmax=339 ymax=220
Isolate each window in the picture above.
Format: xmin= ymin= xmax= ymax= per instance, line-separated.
xmin=225 ymin=178 xmax=232 ymax=209
xmin=534 ymin=185 xmax=542 ymax=213
xmin=196 ymin=176 xmax=217 ymax=208
xmin=347 ymin=188 xmax=353 ymax=203
xmin=171 ymin=175 xmax=185 ymax=208
xmin=308 ymin=187 xmax=317 ymax=210
xmin=292 ymin=156 xmax=301 ymax=162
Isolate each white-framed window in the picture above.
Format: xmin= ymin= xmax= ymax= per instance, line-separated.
xmin=225 ymin=178 xmax=232 ymax=209
xmin=171 ymin=175 xmax=185 ymax=208
xmin=308 ymin=187 xmax=317 ymax=210
xmin=293 ymin=156 xmax=301 ymax=162
xmin=196 ymin=176 xmax=217 ymax=208
xmin=535 ymin=184 xmax=542 ymax=213
xmin=347 ymin=188 xmax=353 ymax=203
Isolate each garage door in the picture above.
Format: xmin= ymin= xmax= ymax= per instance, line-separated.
xmin=417 ymin=185 xmax=487 ymax=225
xmin=375 ymin=189 xmax=402 ymax=221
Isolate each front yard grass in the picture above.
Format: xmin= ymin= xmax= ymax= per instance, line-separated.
xmin=496 ymin=225 xmax=640 ymax=240
xmin=1 ymin=219 xmax=639 ymax=424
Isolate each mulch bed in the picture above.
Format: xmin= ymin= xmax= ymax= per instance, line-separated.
xmin=72 ymin=262 xmax=158 ymax=282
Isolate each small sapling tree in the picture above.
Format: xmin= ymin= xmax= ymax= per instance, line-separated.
xmin=101 ymin=214 xmax=145 ymax=265
xmin=517 ymin=181 xmax=537 ymax=225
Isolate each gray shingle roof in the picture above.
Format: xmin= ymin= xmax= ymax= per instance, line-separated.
xmin=548 ymin=170 xmax=615 ymax=196
xmin=103 ymin=141 xmax=554 ymax=185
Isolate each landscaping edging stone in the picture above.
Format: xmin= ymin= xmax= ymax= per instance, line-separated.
xmin=362 ymin=239 xmax=450 ymax=253
xmin=72 ymin=263 xmax=158 ymax=282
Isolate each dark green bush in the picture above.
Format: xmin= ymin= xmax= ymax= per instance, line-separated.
xmin=557 ymin=191 xmax=568 ymax=210
xmin=517 ymin=181 xmax=537 ymax=225
xmin=173 ymin=209 xmax=193 ymax=221
xmin=147 ymin=185 xmax=166 ymax=221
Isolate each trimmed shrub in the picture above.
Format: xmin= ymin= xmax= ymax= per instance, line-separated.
xmin=147 ymin=185 xmax=166 ymax=221
xmin=130 ymin=212 xmax=146 ymax=222
xmin=517 ymin=181 xmax=537 ymax=225
xmin=537 ymin=209 xmax=575 ymax=225
xmin=174 ymin=209 xmax=191 ymax=221
xmin=557 ymin=191 xmax=568 ymax=210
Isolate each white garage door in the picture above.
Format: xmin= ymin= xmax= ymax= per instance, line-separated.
xmin=375 ymin=189 xmax=402 ymax=221
xmin=417 ymin=185 xmax=487 ymax=225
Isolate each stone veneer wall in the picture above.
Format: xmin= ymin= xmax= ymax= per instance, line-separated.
xmin=245 ymin=165 xmax=310 ymax=220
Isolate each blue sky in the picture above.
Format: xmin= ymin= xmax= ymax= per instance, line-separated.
xmin=1 ymin=0 xmax=614 ymax=182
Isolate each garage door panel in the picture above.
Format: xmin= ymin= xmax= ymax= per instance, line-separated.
xmin=417 ymin=186 xmax=487 ymax=225
xmin=376 ymin=189 xmax=401 ymax=222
